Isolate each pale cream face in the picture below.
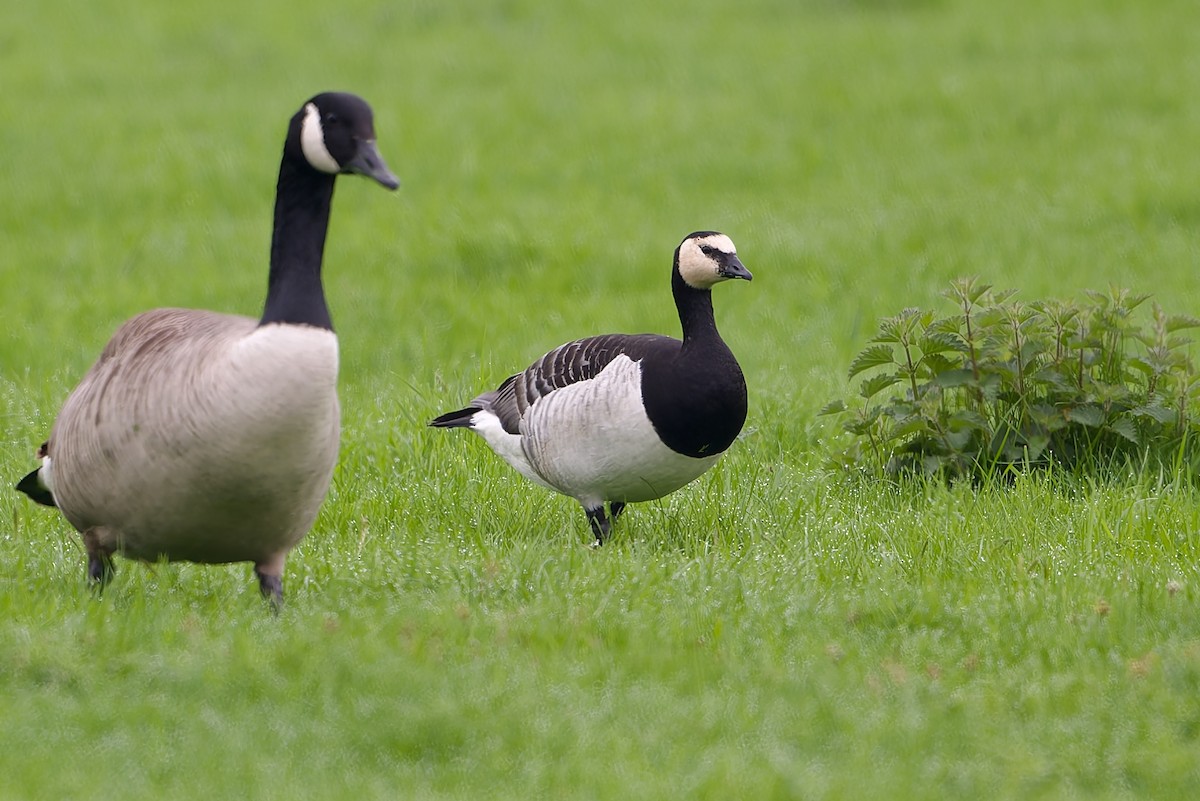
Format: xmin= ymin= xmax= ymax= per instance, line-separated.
xmin=300 ymin=102 xmax=340 ymax=174
xmin=677 ymin=233 xmax=738 ymax=289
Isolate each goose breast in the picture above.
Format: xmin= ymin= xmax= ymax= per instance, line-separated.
xmin=49 ymin=309 xmax=339 ymax=564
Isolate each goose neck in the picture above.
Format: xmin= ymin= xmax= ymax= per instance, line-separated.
xmin=673 ymin=272 xmax=721 ymax=349
xmin=259 ymin=160 xmax=336 ymax=330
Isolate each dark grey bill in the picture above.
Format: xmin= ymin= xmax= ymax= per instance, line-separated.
xmin=345 ymin=139 xmax=400 ymax=189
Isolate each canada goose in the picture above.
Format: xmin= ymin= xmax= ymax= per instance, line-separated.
xmin=430 ymin=231 xmax=751 ymax=544
xmin=16 ymin=91 xmax=399 ymax=602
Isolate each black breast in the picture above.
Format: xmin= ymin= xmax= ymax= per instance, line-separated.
xmin=639 ymin=342 xmax=748 ymax=459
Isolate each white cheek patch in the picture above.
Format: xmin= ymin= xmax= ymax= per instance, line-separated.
xmin=300 ymin=103 xmax=340 ymax=174
xmin=678 ymin=234 xmax=737 ymax=289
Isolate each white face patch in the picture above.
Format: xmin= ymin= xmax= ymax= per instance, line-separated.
xmin=677 ymin=233 xmax=738 ymax=289
xmin=300 ymin=103 xmax=340 ymax=174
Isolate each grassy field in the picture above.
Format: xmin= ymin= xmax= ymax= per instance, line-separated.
xmin=3 ymin=0 xmax=1200 ymax=798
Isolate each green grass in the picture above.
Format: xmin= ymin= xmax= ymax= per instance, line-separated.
xmin=3 ymin=0 xmax=1200 ymax=798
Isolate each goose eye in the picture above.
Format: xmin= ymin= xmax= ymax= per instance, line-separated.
xmin=323 ymin=112 xmax=339 ymax=126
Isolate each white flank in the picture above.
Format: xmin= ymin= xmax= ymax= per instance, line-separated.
xmin=469 ymin=410 xmax=556 ymax=491
xmin=678 ymin=233 xmax=737 ymax=289
xmin=300 ymin=102 xmax=340 ymax=174
xmin=514 ymin=354 xmax=719 ymax=507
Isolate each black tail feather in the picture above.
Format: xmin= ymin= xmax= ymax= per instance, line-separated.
xmin=429 ymin=407 xmax=480 ymax=428
xmin=16 ymin=469 xmax=56 ymax=507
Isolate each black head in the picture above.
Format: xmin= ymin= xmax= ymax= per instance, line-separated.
xmin=286 ymin=92 xmax=400 ymax=189
xmin=674 ymin=231 xmax=753 ymax=290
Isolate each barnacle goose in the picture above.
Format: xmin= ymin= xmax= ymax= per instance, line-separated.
xmin=15 ymin=92 xmax=399 ymax=602
xmin=431 ymin=231 xmax=752 ymax=544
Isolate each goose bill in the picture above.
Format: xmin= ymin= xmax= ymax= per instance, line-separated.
xmin=345 ymin=140 xmax=400 ymax=189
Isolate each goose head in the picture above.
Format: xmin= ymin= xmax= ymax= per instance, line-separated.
xmin=288 ymin=92 xmax=400 ymax=189
xmin=674 ymin=231 xmax=753 ymax=290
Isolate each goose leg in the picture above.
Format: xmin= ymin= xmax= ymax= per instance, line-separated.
xmin=585 ymin=505 xmax=611 ymax=546
xmin=255 ymin=569 xmax=283 ymax=607
xmin=254 ymin=553 xmax=285 ymax=607
xmin=82 ymin=528 xmax=115 ymax=589
xmin=609 ymin=502 xmax=626 ymax=521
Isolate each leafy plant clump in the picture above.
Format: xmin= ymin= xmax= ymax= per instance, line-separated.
xmin=822 ymin=278 xmax=1200 ymax=480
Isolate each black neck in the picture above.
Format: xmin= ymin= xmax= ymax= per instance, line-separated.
xmin=638 ymin=269 xmax=745 ymax=458
xmin=672 ymin=269 xmax=722 ymax=349
xmin=259 ymin=159 xmax=336 ymax=330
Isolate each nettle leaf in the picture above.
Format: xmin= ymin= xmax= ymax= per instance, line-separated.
xmin=943 ymin=428 xmax=975 ymax=451
xmin=1106 ymin=416 xmax=1140 ymax=445
xmin=933 ymin=368 xmax=976 ymax=389
xmin=891 ymin=417 xmax=930 ymax=439
xmin=979 ymin=372 xmax=1003 ymax=402
xmin=1029 ymin=366 xmax=1076 ymax=392
xmin=927 ymin=315 xmax=965 ymax=335
xmin=883 ymin=399 xmax=919 ymax=421
xmin=860 ymin=372 xmax=901 ymax=400
xmin=993 ymin=288 xmax=1019 ymax=303
xmin=1089 ymin=382 xmax=1133 ymax=405
xmin=975 ymin=306 xmax=1008 ymax=329
xmin=1165 ymin=334 xmax=1196 ymax=352
xmin=874 ymin=308 xmax=925 ymax=344
xmin=944 ymin=278 xmax=992 ymax=307
xmin=1029 ymin=403 xmax=1069 ymax=431
xmin=919 ymin=331 xmax=964 ymax=356
xmin=1166 ymin=314 xmax=1200 ymax=332
xmin=1018 ymin=340 xmax=1047 ymax=363
xmin=1132 ymin=403 xmax=1176 ymax=424
xmin=843 ymin=407 xmax=882 ymax=435
xmin=921 ymin=353 xmax=957 ymax=376
xmin=947 ymin=409 xmax=989 ymax=432
xmin=818 ymin=400 xmax=847 ymax=416
xmin=1126 ymin=357 xmax=1158 ymax=377
xmin=1023 ymin=433 xmax=1051 ymax=463
xmin=1065 ymin=404 xmax=1105 ymax=427
xmin=1123 ymin=292 xmax=1152 ymax=313
xmin=843 ymin=418 xmax=877 ymax=436
xmin=848 ymin=344 xmax=896 ymax=379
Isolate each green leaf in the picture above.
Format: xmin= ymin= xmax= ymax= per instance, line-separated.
xmin=1018 ymin=340 xmax=1046 ymax=363
xmin=1126 ymin=357 xmax=1158 ymax=376
xmin=843 ymin=407 xmax=881 ymax=435
xmin=859 ymin=372 xmax=901 ymax=400
xmin=848 ymin=344 xmax=896 ymax=379
xmin=1029 ymin=366 xmax=1075 ymax=392
xmin=921 ymin=353 xmax=956 ymax=375
xmin=1106 ymin=416 xmax=1140 ymax=445
xmin=1166 ymin=314 xmax=1200 ymax=332
xmin=1132 ymin=404 xmax=1176 ymax=424
xmin=933 ymin=368 xmax=976 ymax=389
xmin=892 ymin=417 xmax=930 ymax=439
xmin=926 ymin=315 xmax=965 ymax=335
xmin=919 ymin=331 xmax=964 ymax=356
xmin=817 ymin=400 xmax=847 ymax=416
xmin=1064 ymin=404 xmax=1104 ymax=427
xmin=947 ymin=409 xmax=989 ymax=432
xmin=1029 ymin=403 xmax=1068 ymax=431
xmin=944 ymin=428 xmax=975 ymax=451
xmin=1023 ymin=433 xmax=1051 ymax=463
xmin=882 ymin=399 xmax=919 ymax=421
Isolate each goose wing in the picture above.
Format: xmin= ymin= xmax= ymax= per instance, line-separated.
xmin=477 ymin=333 xmax=677 ymax=434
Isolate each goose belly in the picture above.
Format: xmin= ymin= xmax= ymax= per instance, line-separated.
xmin=520 ymin=355 xmax=721 ymax=505
xmin=51 ymin=324 xmax=340 ymax=564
